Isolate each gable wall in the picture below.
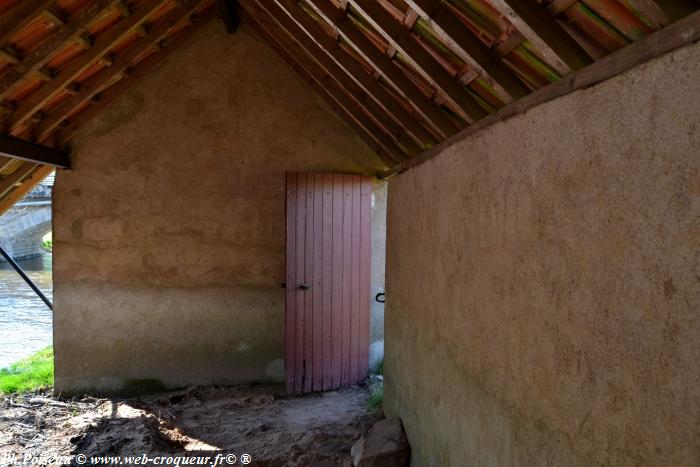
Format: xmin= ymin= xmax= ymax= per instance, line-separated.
xmin=53 ymin=20 xmax=386 ymax=394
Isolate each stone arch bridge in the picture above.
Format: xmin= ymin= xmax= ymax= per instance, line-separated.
xmin=0 ymin=183 xmax=52 ymax=262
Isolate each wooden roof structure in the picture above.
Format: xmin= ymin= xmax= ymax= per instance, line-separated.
xmin=0 ymin=0 xmax=699 ymax=215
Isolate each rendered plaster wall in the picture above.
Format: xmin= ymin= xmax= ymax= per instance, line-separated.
xmin=385 ymin=42 xmax=700 ymax=466
xmin=53 ymin=21 xmax=386 ymax=395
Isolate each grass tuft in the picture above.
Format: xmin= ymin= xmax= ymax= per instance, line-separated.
xmin=0 ymin=347 xmax=54 ymax=394
xmin=366 ymin=383 xmax=384 ymax=414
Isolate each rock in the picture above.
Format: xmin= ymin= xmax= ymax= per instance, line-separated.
xmin=351 ymin=418 xmax=410 ymax=467
xmin=369 ymin=341 xmax=384 ymax=373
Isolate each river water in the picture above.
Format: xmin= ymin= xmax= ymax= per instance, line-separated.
xmin=0 ymin=254 xmax=53 ymax=369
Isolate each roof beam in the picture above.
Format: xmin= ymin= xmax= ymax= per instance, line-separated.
xmin=0 ymin=165 xmax=53 ymax=216
xmin=403 ymin=0 xmax=530 ymax=102
xmin=242 ymin=0 xmax=416 ymax=158
xmin=0 ymin=0 xmax=118 ymax=103
xmin=36 ymin=2 xmax=207 ymax=141
xmin=56 ymin=6 xmax=217 ymax=145
xmin=0 ymin=162 xmax=37 ymax=199
xmin=4 ymin=0 xmax=171 ymax=133
xmin=0 ymin=0 xmax=55 ymax=46
xmin=270 ymin=0 xmax=436 ymax=149
xmin=0 ymin=134 xmax=69 ymax=168
xmin=304 ymin=0 xmax=458 ymax=139
xmin=241 ymin=3 xmax=401 ymax=167
xmin=487 ymin=0 xmax=593 ymax=75
xmin=381 ymin=9 xmax=700 ymax=179
xmin=349 ymin=0 xmax=488 ymax=123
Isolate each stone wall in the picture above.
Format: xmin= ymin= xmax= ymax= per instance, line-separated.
xmin=53 ymin=21 xmax=386 ymax=395
xmin=384 ymin=42 xmax=700 ymax=465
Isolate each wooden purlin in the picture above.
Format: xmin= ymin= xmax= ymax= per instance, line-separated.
xmin=54 ymin=6 xmax=217 ymax=145
xmin=4 ymin=0 xmax=172 ymax=133
xmin=0 ymin=0 xmax=119 ymax=104
xmin=273 ymin=0 xmax=436 ymax=149
xmin=0 ymin=164 xmax=53 ymax=216
xmin=35 ymin=1 xmax=208 ymax=141
xmin=305 ymin=0 xmax=458 ymax=138
xmin=404 ymin=0 xmax=530 ymax=102
xmin=349 ymin=0 xmax=489 ymax=123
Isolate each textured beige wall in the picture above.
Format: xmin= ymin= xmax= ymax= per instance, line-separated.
xmin=53 ymin=21 xmax=385 ymax=395
xmin=385 ymin=42 xmax=700 ymax=466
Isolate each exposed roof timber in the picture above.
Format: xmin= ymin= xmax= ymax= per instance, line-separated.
xmin=304 ymin=0 xmax=458 ymax=139
xmin=652 ymin=0 xmax=698 ymax=22
xmin=36 ymin=1 xmax=208 ymax=141
xmin=241 ymin=0 xmax=416 ymax=159
xmin=0 ymin=165 xmax=54 ymax=216
xmin=349 ymin=0 xmax=488 ymax=123
xmin=217 ymin=0 xmax=242 ymax=33
xmin=403 ymin=0 xmax=530 ymax=102
xmin=240 ymin=0 xmax=408 ymax=165
xmin=0 ymin=134 xmax=69 ymax=168
xmin=270 ymin=0 xmax=436 ymax=149
xmin=0 ymin=0 xmax=55 ymax=46
xmin=0 ymin=0 xmax=118 ymax=103
xmin=243 ymin=8 xmax=394 ymax=169
xmin=382 ymin=9 xmax=700 ymax=179
xmin=5 ymin=0 xmax=172 ymax=133
xmin=57 ymin=5 xmax=219 ymax=146
xmin=487 ymin=0 xmax=593 ymax=74
xmin=0 ymin=162 xmax=37 ymax=199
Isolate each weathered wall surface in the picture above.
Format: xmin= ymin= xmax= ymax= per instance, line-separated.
xmin=53 ymin=21 xmax=386 ymax=395
xmin=385 ymin=42 xmax=700 ymax=466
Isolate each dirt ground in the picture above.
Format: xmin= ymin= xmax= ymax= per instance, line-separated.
xmin=0 ymin=384 xmax=381 ymax=466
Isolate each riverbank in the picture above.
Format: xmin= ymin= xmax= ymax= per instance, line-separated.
xmin=0 ymin=347 xmax=53 ymax=394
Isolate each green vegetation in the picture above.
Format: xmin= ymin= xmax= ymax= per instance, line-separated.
xmin=0 ymin=347 xmax=54 ymax=394
xmin=367 ymin=383 xmax=384 ymax=414
xmin=42 ymin=240 xmax=52 ymax=252
xmin=366 ymin=358 xmax=384 ymax=414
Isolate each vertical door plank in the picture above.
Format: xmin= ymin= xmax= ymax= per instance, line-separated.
xmin=359 ymin=178 xmax=372 ymax=380
xmin=331 ymin=174 xmax=344 ymax=389
xmin=294 ymin=173 xmax=307 ymax=394
xmin=304 ymin=175 xmax=315 ymax=393
xmin=350 ymin=176 xmax=362 ymax=384
xmin=312 ymin=174 xmax=324 ymax=391
xmin=341 ymin=176 xmax=353 ymax=386
xmin=285 ymin=173 xmax=297 ymax=393
xmin=321 ymin=174 xmax=334 ymax=390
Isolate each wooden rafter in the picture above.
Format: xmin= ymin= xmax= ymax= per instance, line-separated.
xmin=0 ymin=165 xmax=54 ymax=216
xmin=56 ymin=6 xmax=218 ymax=145
xmin=382 ymin=9 xmax=700 ymax=178
xmin=242 ymin=0 xmax=415 ymax=159
xmin=4 ymin=0 xmax=172 ymax=133
xmin=487 ymin=0 xmax=593 ymax=74
xmin=0 ymin=134 xmax=69 ymax=168
xmin=271 ymin=0 xmax=436 ymax=150
xmin=349 ymin=0 xmax=488 ymax=123
xmin=35 ymin=1 xmax=208 ymax=142
xmin=0 ymin=0 xmax=56 ymax=47
xmin=241 ymin=0 xmax=407 ymax=162
xmin=0 ymin=0 xmax=118 ymax=103
xmin=304 ymin=0 xmax=457 ymax=139
xmin=403 ymin=0 xmax=530 ymax=102
xmin=0 ymin=162 xmax=37 ymax=199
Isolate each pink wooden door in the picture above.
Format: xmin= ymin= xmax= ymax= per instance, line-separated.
xmin=285 ymin=172 xmax=371 ymax=394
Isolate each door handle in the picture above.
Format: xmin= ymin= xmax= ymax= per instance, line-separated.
xmin=298 ymin=283 xmax=311 ymax=291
